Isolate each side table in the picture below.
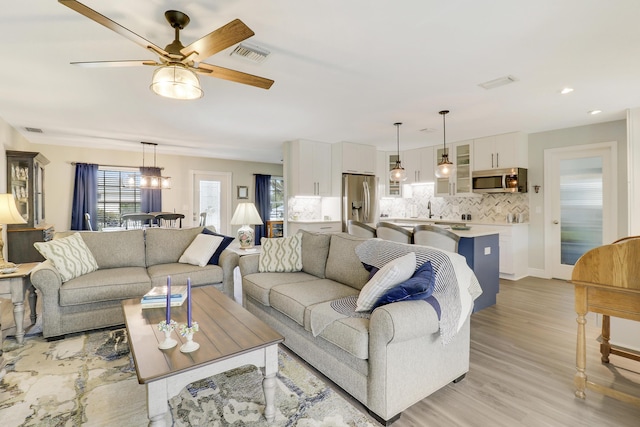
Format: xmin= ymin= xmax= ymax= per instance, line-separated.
xmin=227 ymin=245 xmax=261 ymax=303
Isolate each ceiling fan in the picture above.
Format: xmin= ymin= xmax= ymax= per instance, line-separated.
xmin=59 ymin=0 xmax=274 ymax=99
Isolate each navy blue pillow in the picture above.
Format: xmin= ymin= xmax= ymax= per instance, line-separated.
xmin=202 ymin=228 xmax=235 ymax=265
xmin=372 ymin=261 xmax=436 ymax=309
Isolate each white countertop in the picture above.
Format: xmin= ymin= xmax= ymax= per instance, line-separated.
xmin=388 ymin=222 xmax=502 ymax=238
xmin=287 ymin=219 xmax=341 ymax=224
xmin=382 ymin=217 xmax=529 ymax=226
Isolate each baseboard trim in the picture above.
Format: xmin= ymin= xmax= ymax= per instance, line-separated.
xmin=527 ymin=268 xmax=551 ymax=279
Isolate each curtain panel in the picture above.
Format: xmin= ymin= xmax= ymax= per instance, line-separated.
xmin=140 ymin=166 xmax=162 ymax=213
xmin=254 ymin=174 xmax=271 ymax=244
xmin=71 ymin=163 xmax=98 ymax=230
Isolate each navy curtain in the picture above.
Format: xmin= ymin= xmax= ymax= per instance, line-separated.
xmin=71 ymin=163 xmax=98 ymax=230
xmin=254 ymin=174 xmax=271 ymax=244
xmin=140 ymin=167 xmax=162 ymax=213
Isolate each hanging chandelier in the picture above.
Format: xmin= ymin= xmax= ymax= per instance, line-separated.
xmin=435 ymin=110 xmax=456 ymax=179
xmin=389 ymin=122 xmax=407 ymax=182
xmin=127 ymin=142 xmax=172 ymax=189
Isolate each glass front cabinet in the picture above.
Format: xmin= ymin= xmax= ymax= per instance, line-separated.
xmin=6 ymin=151 xmax=53 ymax=263
xmin=7 ymin=151 xmax=49 ymax=228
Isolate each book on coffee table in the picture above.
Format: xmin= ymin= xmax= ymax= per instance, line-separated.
xmin=141 ymin=285 xmax=187 ymax=309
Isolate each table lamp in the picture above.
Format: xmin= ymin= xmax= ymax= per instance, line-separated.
xmin=230 ymin=202 xmax=263 ymax=249
xmin=0 ymin=193 xmax=27 ymax=268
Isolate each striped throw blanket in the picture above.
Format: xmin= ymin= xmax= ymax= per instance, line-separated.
xmin=355 ymin=239 xmax=482 ymax=345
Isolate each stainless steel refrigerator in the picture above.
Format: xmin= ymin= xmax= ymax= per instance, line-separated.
xmin=342 ymin=173 xmax=378 ymax=231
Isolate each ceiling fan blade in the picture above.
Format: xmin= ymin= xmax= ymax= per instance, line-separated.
xmin=59 ymin=0 xmax=169 ymax=57
xmin=195 ymin=63 xmax=274 ymax=90
xmin=181 ymin=19 xmax=254 ymax=63
xmin=71 ymin=60 xmax=159 ymax=68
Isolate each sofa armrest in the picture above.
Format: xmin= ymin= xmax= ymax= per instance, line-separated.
xmin=30 ymin=260 xmax=63 ymax=295
xmin=369 ymin=300 xmax=440 ymax=345
xmin=238 ymin=253 xmax=260 ymax=275
xmin=218 ymin=249 xmax=239 ymax=297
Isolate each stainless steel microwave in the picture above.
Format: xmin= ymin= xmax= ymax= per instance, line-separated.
xmin=472 ymin=167 xmax=528 ymax=193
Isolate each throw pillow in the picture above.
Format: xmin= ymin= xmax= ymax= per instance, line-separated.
xmin=355 ymin=252 xmax=416 ymax=312
xmin=372 ymin=261 xmax=436 ymax=310
xmin=299 ymin=230 xmax=331 ymax=278
xmin=179 ymin=234 xmax=224 ymax=267
xmin=34 ymin=232 xmax=99 ymax=282
xmin=202 ymin=228 xmax=235 ymax=264
xmin=259 ymin=234 xmax=302 ymax=273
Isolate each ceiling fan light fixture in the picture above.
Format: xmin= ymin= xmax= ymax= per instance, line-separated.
xmin=150 ymin=63 xmax=203 ymax=100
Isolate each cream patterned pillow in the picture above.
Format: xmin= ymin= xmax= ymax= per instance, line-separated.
xmin=259 ymin=234 xmax=303 ymax=272
xmin=356 ymin=252 xmax=416 ymax=312
xmin=34 ymin=232 xmax=99 ymax=282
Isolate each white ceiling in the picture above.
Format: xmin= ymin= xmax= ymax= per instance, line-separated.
xmin=2 ymin=0 xmax=639 ymax=164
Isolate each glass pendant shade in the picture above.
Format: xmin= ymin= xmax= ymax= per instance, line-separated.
xmin=435 ymin=110 xmax=455 ymax=179
xmin=150 ymin=64 xmax=203 ymax=100
xmin=389 ymin=122 xmax=407 ymax=182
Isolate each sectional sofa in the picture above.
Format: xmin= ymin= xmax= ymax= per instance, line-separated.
xmin=239 ymin=231 xmax=482 ymax=424
xmin=30 ymin=226 xmax=238 ymax=339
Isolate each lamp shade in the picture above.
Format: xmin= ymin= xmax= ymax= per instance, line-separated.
xmin=230 ymin=203 xmax=264 ymax=226
xmin=0 ymin=194 xmax=26 ymax=224
xmin=150 ymin=64 xmax=203 ymax=100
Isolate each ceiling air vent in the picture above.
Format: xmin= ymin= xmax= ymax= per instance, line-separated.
xmin=25 ymin=127 xmax=43 ymax=133
xmin=230 ymin=43 xmax=270 ymax=63
xmin=478 ymin=75 xmax=518 ymax=90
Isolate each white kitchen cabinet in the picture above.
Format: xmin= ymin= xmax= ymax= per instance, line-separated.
xmin=376 ymin=151 xmax=401 ymax=196
xmin=434 ymin=140 xmax=475 ymax=196
xmin=338 ymin=142 xmax=376 ymax=175
xmin=403 ymin=147 xmax=435 ymax=184
xmin=493 ymin=223 xmax=529 ymax=280
xmin=473 ymin=132 xmax=528 ymax=170
xmin=287 ymin=221 xmax=342 ymax=235
xmin=285 ymin=140 xmax=332 ymax=196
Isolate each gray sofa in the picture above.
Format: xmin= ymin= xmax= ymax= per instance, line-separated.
xmin=239 ymin=231 xmax=480 ymax=424
xmin=30 ymin=226 xmax=238 ymax=339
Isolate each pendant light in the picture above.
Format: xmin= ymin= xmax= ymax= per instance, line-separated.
xmin=126 ymin=142 xmax=172 ymax=189
xmin=389 ymin=122 xmax=407 ymax=182
xmin=435 ymin=110 xmax=456 ymax=179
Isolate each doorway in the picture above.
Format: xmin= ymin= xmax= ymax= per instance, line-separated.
xmin=191 ymin=171 xmax=232 ymax=234
xmin=544 ymin=142 xmax=617 ymax=280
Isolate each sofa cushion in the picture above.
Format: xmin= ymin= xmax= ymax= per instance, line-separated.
xmin=202 ymin=228 xmax=235 ymax=264
xmin=318 ymin=315 xmax=370 ymax=360
xmin=372 ymin=260 xmax=436 ymax=310
xmin=179 ymin=234 xmax=224 ymax=267
xmin=56 ymin=230 xmax=147 ymax=269
xmin=259 ymin=234 xmax=302 ymax=272
xmin=270 ymin=280 xmax=359 ymax=327
xmin=145 ymin=227 xmax=203 ymax=266
xmin=59 ymin=267 xmax=150 ymax=306
xmin=34 ymin=233 xmax=99 ymax=282
xmin=356 ymin=252 xmax=416 ymax=312
xmin=299 ymin=230 xmax=331 ymax=278
xmin=325 ymin=233 xmax=371 ymax=290
xmin=147 ymin=263 xmax=223 ymax=287
xmin=243 ymin=272 xmax=319 ymax=306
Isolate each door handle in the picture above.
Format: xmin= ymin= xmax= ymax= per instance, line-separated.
xmin=553 ymin=220 xmax=559 ymax=224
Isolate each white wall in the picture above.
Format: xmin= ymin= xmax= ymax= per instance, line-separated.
xmin=0 ymin=121 xmax=282 ymax=234
xmin=526 ymin=120 xmax=628 ymax=272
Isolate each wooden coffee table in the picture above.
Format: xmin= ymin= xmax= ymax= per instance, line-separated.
xmin=122 ymin=286 xmax=284 ymax=426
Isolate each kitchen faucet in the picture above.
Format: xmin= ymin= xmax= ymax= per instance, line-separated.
xmin=427 ymin=201 xmax=434 ymax=218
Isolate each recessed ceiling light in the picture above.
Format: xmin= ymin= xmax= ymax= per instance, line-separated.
xmin=589 ymin=110 xmax=602 ymax=115
xmin=560 ymin=87 xmax=574 ymax=94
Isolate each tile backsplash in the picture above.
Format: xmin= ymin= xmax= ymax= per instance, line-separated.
xmin=379 ymin=183 xmax=529 ymax=223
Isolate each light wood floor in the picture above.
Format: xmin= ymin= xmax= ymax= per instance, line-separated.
xmin=307 ymin=277 xmax=640 ymax=426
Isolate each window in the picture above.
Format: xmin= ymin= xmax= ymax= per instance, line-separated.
xmin=97 ymin=168 xmax=141 ymax=229
xmin=270 ymin=177 xmax=284 ymax=220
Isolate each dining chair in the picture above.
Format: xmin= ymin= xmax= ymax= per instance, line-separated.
xmin=375 ymin=221 xmax=413 ymax=244
xmin=347 ymin=220 xmax=376 ymax=238
xmin=155 ymin=213 xmax=184 ymax=228
xmin=413 ymin=224 xmax=460 ymax=253
xmin=84 ymin=213 xmax=93 ymax=231
xmin=121 ymin=213 xmax=156 ymax=230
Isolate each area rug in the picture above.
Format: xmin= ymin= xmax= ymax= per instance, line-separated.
xmin=0 ymin=328 xmax=376 ymax=427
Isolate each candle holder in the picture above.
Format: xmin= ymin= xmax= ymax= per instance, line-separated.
xmin=157 ymin=319 xmax=178 ymax=349
xmin=179 ymin=322 xmax=200 ymax=353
